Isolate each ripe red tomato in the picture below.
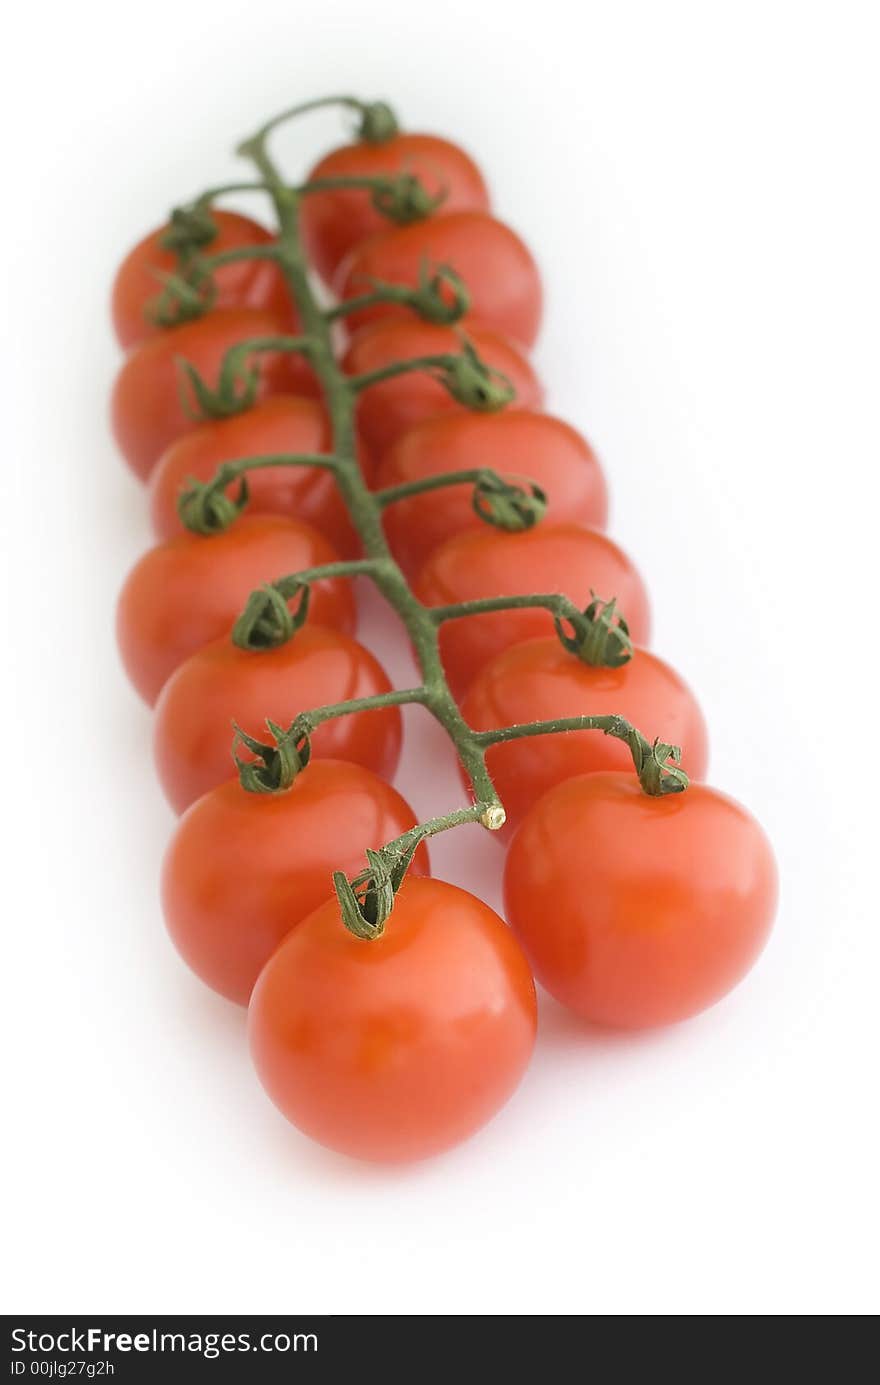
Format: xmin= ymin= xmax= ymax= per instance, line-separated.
xmin=148 ymin=395 xmax=360 ymax=555
xmin=377 ymin=411 xmax=609 ymax=576
xmin=504 ymin=772 xmax=777 ymax=1028
xmin=111 ymin=209 xmax=292 ymax=350
xmin=301 ymin=133 xmax=489 ymax=284
xmin=162 ymin=761 xmax=430 ymax=1005
xmin=111 ymin=307 xmax=318 ymax=482
xmin=154 ymin=625 xmax=402 ymax=813
xmin=335 ymin=211 xmax=542 ymax=347
xmin=116 ymin=515 xmax=356 ymax=705
xmin=249 ymin=877 xmax=537 ymax=1161
xmin=413 ymin=524 xmax=651 ymax=697
xmin=462 ymin=638 xmax=709 ymax=840
xmin=342 ymin=318 xmax=543 ymax=460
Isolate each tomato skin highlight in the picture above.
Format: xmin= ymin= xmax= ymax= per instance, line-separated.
xmin=301 ymin=133 xmax=489 ymax=284
xmin=116 ymin=515 xmax=356 ymax=706
xmin=342 ymin=318 xmax=543 ymax=461
xmin=111 ymin=210 xmax=293 ymax=350
xmin=504 ymin=772 xmax=777 ymax=1029
xmin=148 ymin=395 xmax=359 ymax=555
xmin=413 ymin=523 xmax=651 ymax=697
xmin=248 ymin=876 xmax=537 ymax=1162
xmin=111 ymin=307 xmax=319 ymax=482
xmin=461 ymin=637 xmax=709 ymax=841
xmin=162 ymin=762 xmax=429 ymax=1006
xmin=335 ymin=211 xmax=542 ymax=348
xmin=377 ymin=411 xmax=609 ymax=577
xmin=154 ymin=625 xmax=402 ymax=814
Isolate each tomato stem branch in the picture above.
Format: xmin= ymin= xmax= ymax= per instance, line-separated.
xmin=476 ymin=715 xmax=689 ymax=796
xmin=237 ymin=96 xmax=399 ymax=155
xmin=201 ymin=244 xmax=285 ymax=269
xmin=347 ymin=353 xmax=464 ymax=392
xmin=430 ymin=592 xmax=586 ymax=625
xmin=295 ymin=687 xmax=428 ymax=731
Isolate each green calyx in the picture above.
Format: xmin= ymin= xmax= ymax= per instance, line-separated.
xmin=357 ymin=100 xmax=400 ymax=144
xmin=159 ymin=203 xmax=218 ymax=254
xmin=333 ymin=834 xmax=422 ymax=940
xmin=409 ymin=261 xmax=469 ymax=323
xmin=149 ymin=205 xmax=219 ymax=331
xmin=436 ymin=340 xmax=515 ymax=411
xmin=557 ymin=594 xmax=634 ymax=668
xmin=233 ymin=719 xmax=311 ymax=794
xmin=624 ymin=730 xmax=690 ymax=796
xmin=371 ymin=172 xmax=444 ymax=224
xmin=177 ymin=345 xmax=260 ymax=422
xmin=147 ymin=265 xmax=216 ymax=329
xmin=178 ymin=469 xmax=249 ymax=535
xmin=232 ymin=580 xmax=310 ymax=650
xmin=473 ymin=472 xmax=547 ymax=532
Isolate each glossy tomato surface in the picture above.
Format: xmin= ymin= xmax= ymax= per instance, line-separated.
xmin=148 ymin=395 xmax=359 ymax=555
xmin=413 ymin=523 xmax=651 ymax=696
xmin=301 ymin=133 xmax=489 ymax=284
xmin=111 ymin=210 xmax=292 ymax=350
xmin=377 ymin=411 xmax=609 ymax=576
xmin=504 ymin=773 xmax=777 ymax=1028
xmin=462 ymin=638 xmax=709 ymax=840
xmin=335 ymin=211 xmax=542 ymax=347
xmin=111 ymin=308 xmax=318 ymax=482
xmin=116 ymin=515 xmax=356 ymax=705
xmin=249 ymin=876 xmax=537 ymax=1162
xmin=154 ymin=625 xmax=402 ymax=813
xmin=342 ymin=319 xmax=543 ymax=460
xmin=162 ymin=762 xmax=429 ymax=1005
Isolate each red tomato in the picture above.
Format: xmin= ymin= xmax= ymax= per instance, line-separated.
xmin=342 ymin=319 xmax=543 ymax=460
xmin=162 ymin=761 xmax=429 ymax=1005
xmin=148 ymin=395 xmax=360 ymax=555
xmin=301 ymin=133 xmax=489 ymax=284
xmin=111 ymin=209 xmax=292 ymax=350
xmin=413 ymin=524 xmax=651 ymax=697
xmin=335 ymin=211 xmax=542 ymax=347
xmin=111 ymin=308 xmax=318 ymax=482
xmin=249 ymin=877 xmax=537 ymax=1161
xmin=116 ymin=515 xmax=356 ymax=705
xmin=377 ymin=411 xmax=609 ymax=576
xmin=462 ymin=638 xmax=709 ymax=840
xmin=504 ymin=773 xmax=777 ymax=1028
xmin=154 ymin=625 xmax=402 ymax=814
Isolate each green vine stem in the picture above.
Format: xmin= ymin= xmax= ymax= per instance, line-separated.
xmin=171 ymin=96 xmax=689 ymax=936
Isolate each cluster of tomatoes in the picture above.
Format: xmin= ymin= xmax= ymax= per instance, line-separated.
xmin=110 ymin=111 xmax=777 ymax=1163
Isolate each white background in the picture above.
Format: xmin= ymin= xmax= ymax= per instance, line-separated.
xmin=2 ymin=0 xmax=878 ymax=1317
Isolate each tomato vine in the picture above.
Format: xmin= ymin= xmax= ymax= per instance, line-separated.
xmin=152 ymin=94 xmax=689 ymax=937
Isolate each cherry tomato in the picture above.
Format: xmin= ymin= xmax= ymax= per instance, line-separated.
xmin=342 ymin=318 xmax=543 ymax=460
xmin=148 ymin=395 xmax=360 ymax=555
xmin=301 ymin=133 xmax=489 ymax=284
xmin=504 ymin=772 xmax=777 ymax=1028
xmin=111 ymin=307 xmax=318 ymax=482
xmin=116 ymin=515 xmax=356 ymax=705
xmin=462 ymin=638 xmax=709 ymax=840
xmin=111 ymin=210 xmax=292 ymax=350
xmin=162 ymin=760 xmax=429 ymax=1006
xmin=336 ymin=211 xmax=542 ymax=347
xmin=413 ymin=524 xmax=651 ymax=697
xmin=377 ymin=411 xmax=609 ymax=576
xmin=249 ymin=876 xmax=537 ymax=1161
xmin=154 ymin=625 xmax=402 ymax=814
